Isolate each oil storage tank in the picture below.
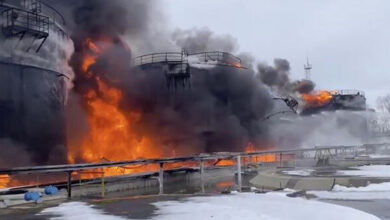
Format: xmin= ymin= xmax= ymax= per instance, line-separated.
xmin=0 ymin=0 xmax=72 ymax=165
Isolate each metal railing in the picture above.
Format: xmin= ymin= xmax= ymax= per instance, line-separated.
xmin=1 ymin=143 xmax=389 ymax=198
xmin=331 ymin=90 xmax=365 ymax=96
xmin=134 ymin=52 xmax=188 ymax=66
xmin=2 ymin=7 xmax=49 ymax=36
xmin=134 ymin=51 xmax=243 ymax=68
xmin=189 ymin=51 xmax=242 ymax=67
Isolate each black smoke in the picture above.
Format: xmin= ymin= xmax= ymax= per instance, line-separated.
xmin=43 ymin=0 xmax=275 ymax=158
xmin=297 ymin=80 xmax=315 ymax=94
xmin=121 ymin=66 xmax=273 ymax=154
xmin=172 ymin=27 xmax=239 ymax=54
xmin=257 ymin=59 xmax=315 ymax=96
xmin=0 ymin=0 xmax=371 ymax=168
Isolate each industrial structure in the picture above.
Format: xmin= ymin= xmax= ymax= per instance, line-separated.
xmin=0 ymin=142 xmax=388 ymax=207
xmin=304 ymin=57 xmax=312 ymax=80
xmin=134 ymin=51 xmax=243 ymax=90
xmin=0 ymin=0 xmax=69 ymax=164
xmin=301 ymin=90 xmax=367 ymax=115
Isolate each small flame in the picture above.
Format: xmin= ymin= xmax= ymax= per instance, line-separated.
xmin=302 ymin=90 xmax=333 ymax=107
xmin=0 ymin=175 xmax=10 ymax=188
xmin=216 ymin=160 xmax=235 ymax=166
xmin=82 ymin=55 xmax=96 ymax=73
xmin=216 ymin=181 xmax=234 ymax=189
xmin=233 ymin=63 xmax=242 ymax=68
xmin=244 ymin=143 xmax=277 ymax=163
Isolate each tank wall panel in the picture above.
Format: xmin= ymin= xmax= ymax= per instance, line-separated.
xmin=0 ymin=62 xmax=67 ymax=164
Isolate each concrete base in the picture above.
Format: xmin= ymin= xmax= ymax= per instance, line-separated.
xmin=250 ymin=167 xmax=390 ymax=191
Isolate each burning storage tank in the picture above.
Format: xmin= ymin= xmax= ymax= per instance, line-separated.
xmin=0 ymin=0 xmax=72 ymax=165
xmin=131 ymin=51 xmax=276 ymax=153
xmin=301 ymin=90 xmax=366 ymax=115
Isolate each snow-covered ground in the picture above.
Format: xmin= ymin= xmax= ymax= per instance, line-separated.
xmin=340 ymin=165 xmax=390 ymax=177
xmin=310 ymin=182 xmax=390 ymax=200
xmin=283 ymin=165 xmax=390 ymax=177
xmin=38 ymin=192 xmax=379 ymax=220
xmin=282 ymin=169 xmax=314 ymax=176
xmin=39 ymin=165 xmax=390 ymax=219
xmin=367 ymin=154 xmax=390 ymax=159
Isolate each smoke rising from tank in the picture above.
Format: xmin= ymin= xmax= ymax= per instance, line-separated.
xmin=0 ymin=0 xmax=373 ymax=168
xmin=257 ymin=59 xmax=316 ymax=96
xmin=172 ymin=27 xmax=239 ymax=54
xmin=59 ymin=0 xmax=276 ymax=159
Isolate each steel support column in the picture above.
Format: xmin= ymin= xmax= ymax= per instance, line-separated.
xmin=159 ymin=162 xmax=164 ymax=195
xmin=236 ymin=155 xmax=242 ymax=192
xmin=200 ymin=160 xmax=205 ymax=193
xmin=66 ymin=171 xmax=72 ymax=198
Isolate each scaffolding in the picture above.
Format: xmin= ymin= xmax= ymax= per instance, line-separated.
xmin=1 ymin=0 xmax=49 ymax=52
xmin=135 ymin=52 xmax=191 ymax=90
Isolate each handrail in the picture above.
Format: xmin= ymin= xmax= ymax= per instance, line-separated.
xmin=2 ymin=7 xmax=50 ymax=34
xmin=134 ymin=51 xmax=243 ymax=68
xmin=134 ymin=52 xmax=188 ymax=66
xmin=0 ymin=143 xmax=388 ymax=175
xmin=1 ymin=0 xmax=66 ymax=27
xmin=189 ymin=51 xmax=242 ymax=64
xmin=37 ymin=0 xmax=66 ymax=26
xmin=331 ymin=90 xmax=365 ymax=96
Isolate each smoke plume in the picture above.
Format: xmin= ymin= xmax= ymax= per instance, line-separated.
xmin=257 ymin=59 xmax=315 ymax=96
xmin=0 ymin=0 xmax=373 ymax=168
xmin=172 ymin=27 xmax=239 ymax=54
xmin=60 ymin=0 xmax=275 ymax=159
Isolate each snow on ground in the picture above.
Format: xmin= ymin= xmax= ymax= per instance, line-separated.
xmin=368 ymin=154 xmax=390 ymax=159
xmin=332 ymin=182 xmax=390 ymax=192
xmin=340 ymin=165 xmax=390 ymax=177
xmin=282 ymin=169 xmax=314 ymax=176
xmin=309 ymin=182 xmax=390 ymax=200
xmin=152 ymin=192 xmax=379 ymax=220
xmin=284 ymin=165 xmax=390 ymax=177
xmin=38 ymin=193 xmax=379 ymax=220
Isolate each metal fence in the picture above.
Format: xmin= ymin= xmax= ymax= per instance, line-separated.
xmin=2 ymin=7 xmax=49 ymax=36
xmin=0 ymin=143 xmax=388 ymax=198
xmin=134 ymin=52 xmax=188 ymax=66
xmin=331 ymin=90 xmax=365 ymax=96
xmin=134 ymin=51 xmax=243 ymax=68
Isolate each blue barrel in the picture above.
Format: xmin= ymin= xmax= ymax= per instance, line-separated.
xmin=44 ymin=186 xmax=59 ymax=195
xmin=24 ymin=192 xmax=40 ymax=201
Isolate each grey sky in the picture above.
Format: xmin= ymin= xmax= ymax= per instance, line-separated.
xmin=163 ymin=0 xmax=390 ymax=107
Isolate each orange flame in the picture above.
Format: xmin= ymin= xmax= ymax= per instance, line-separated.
xmin=0 ymin=175 xmax=11 ymax=189
xmin=216 ymin=160 xmax=235 ymax=166
xmin=67 ymin=37 xmax=166 ymax=178
xmin=212 ymin=143 xmax=278 ymax=167
xmin=302 ymin=90 xmax=333 ymax=107
xmin=216 ymin=181 xmax=234 ymax=189
xmin=244 ymin=143 xmax=277 ymax=163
